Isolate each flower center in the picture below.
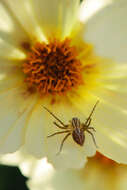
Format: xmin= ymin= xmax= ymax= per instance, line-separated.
xmin=22 ymin=38 xmax=84 ymax=95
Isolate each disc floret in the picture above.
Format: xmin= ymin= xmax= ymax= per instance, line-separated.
xmin=23 ymin=38 xmax=84 ymax=95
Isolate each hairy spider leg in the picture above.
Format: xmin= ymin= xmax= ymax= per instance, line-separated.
xmin=87 ymin=127 xmax=96 ymax=132
xmin=53 ymin=121 xmax=68 ymax=129
xmin=43 ymin=106 xmax=66 ymax=127
xmin=47 ymin=130 xmax=70 ymax=138
xmin=86 ymin=129 xmax=98 ymax=148
xmin=56 ymin=133 xmax=71 ymax=155
xmin=85 ymin=100 xmax=99 ymax=126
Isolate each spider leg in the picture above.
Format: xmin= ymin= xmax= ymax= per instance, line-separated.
xmin=82 ymin=119 xmax=92 ymax=131
xmin=84 ymin=101 xmax=99 ymax=126
xmin=56 ymin=133 xmax=71 ymax=155
xmin=86 ymin=130 xmax=98 ymax=148
xmin=53 ymin=121 xmax=68 ymax=129
xmin=87 ymin=127 xmax=96 ymax=132
xmin=85 ymin=118 xmax=91 ymax=127
xmin=43 ymin=106 xmax=66 ymax=127
xmin=47 ymin=130 xmax=70 ymax=138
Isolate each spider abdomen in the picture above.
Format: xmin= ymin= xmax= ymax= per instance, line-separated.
xmin=72 ymin=128 xmax=85 ymax=146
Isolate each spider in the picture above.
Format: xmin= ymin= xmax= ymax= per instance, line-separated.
xmin=43 ymin=101 xmax=99 ymax=155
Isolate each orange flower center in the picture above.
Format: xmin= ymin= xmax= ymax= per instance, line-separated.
xmin=22 ymin=38 xmax=84 ymax=95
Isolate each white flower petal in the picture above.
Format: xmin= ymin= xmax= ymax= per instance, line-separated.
xmin=84 ymin=0 xmax=127 ymax=61
xmin=31 ymin=0 xmax=80 ymax=38
xmin=0 ymin=59 xmax=24 ymax=92
xmin=89 ymin=65 xmax=127 ymax=108
xmin=94 ymin=101 xmax=127 ymax=164
xmin=96 ymin=129 xmax=127 ymax=164
xmin=94 ymin=102 xmax=127 ymax=140
xmin=0 ymin=2 xmax=29 ymax=47
xmin=0 ymin=38 xmax=26 ymax=60
xmin=20 ymin=158 xmax=52 ymax=178
xmin=0 ymin=86 xmax=37 ymax=153
xmin=27 ymin=166 xmax=85 ymax=190
xmin=0 ymin=151 xmax=24 ymax=166
xmin=25 ymin=100 xmax=46 ymax=158
xmin=4 ymin=0 xmax=46 ymax=42
xmin=0 ymin=107 xmax=32 ymax=153
xmin=0 ymin=148 xmax=40 ymax=178
xmin=101 ymin=63 xmax=127 ymax=79
xmin=25 ymin=99 xmax=96 ymax=169
xmin=27 ymin=154 xmax=127 ymax=190
xmin=46 ymin=135 xmax=93 ymax=169
xmin=79 ymin=0 xmax=112 ymax=22
xmin=102 ymin=77 xmax=127 ymax=93
xmin=69 ymin=86 xmax=127 ymax=164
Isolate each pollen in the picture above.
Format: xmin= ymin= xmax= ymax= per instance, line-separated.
xmin=22 ymin=38 xmax=84 ymax=95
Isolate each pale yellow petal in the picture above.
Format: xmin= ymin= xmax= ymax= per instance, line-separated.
xmin=69 ymin=84 xmax=127 ymax=164
xmin=25 ymin=100 xmax=46 ymax=158
xmin=101 ymin=63 xmax=127 ymax=79
xmin=27 ymin=156 xmax=127 ymax=190
xmin=0 ymin=104 xmax=33 ymax=153
xmin=0 ymin=150 xmax=24 ymax=166
xmin=0 ymin=38 xmax=26 ymax=60
xmin=96 ymin=128 xmax=127 ymax=164
xmin=94 ymin=102 xmax=127 ymax=137
xmin=31 ymin=0 xmax=80 ymax=38
xmin=0 ymin=60 xmax=24 ymax=92
xmin=91 ymin=87 xmax=127 ymax=111
xmin=25 ymin=99 xmax=96 ymax=169
xmin=0 ymin=148 xmax=38 ymax=177
xmin=27 ymin=164 xmax=85 ymax=190
xmin=4 ymin=0 xmax=46 ymax=42
xmin=0 ymin=85 xmax=38 ymax=153
xmin=94 ymin=101 xmax=127 ymax=164
xmin=25 ymin=158 xmax=54 ymax=183
xmin=84 ymin=0 xmax=127 ymax=61
xmin=102 ymin=77 xmax=127 ymax=93
xmin=0 ymin=2 xmax=29 ymax=48
xmin=79 ymin=0 xmax=112 ymax=22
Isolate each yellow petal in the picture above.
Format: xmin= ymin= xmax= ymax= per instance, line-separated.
xmin=102 ymin=77 xmax=127 ymax=93
xmin=25 ymin=98 xmax=96 ymax=169
xmin=31 ymin=0 xmax=80 ymax=38
xmin=0 ymin=59 xmax=24 ymax=92
xmin=96 ymin=128 xmax=127 ymax=164
xmin=4 ymin=0 xmax=46 ymax=42
xmin=0 ymin=85 xmax=38 ymax=153
xmin=94 ymin=101 xmax=127 ymax=164
xmin=79 ymin=0 xmax=112 ymax=22
xmin=27 ymin=154 xmax=127 ymax=190
xmin=0 ymin=2 xmax=29 ymax=47
xmin=0 ymin=38 xmax=26 ymax=60
xmin=91 ymin=88 xmax=127 ymax=111
xmin=84 ymin=0 xmax=127 ymax=61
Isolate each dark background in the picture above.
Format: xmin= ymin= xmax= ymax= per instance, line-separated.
xmin=0 ymin=165 xmax=28 ymax=190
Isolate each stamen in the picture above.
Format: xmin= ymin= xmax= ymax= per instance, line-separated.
xmin=22 ymin=38 xmax=84 ymax=95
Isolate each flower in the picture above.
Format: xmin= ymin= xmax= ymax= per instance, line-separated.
xmin=1 ymin=151 xmax=127 ymax=190
xmin=26 ymin=152 xmax=127 ymax=190
xmin=0 ymin=0 xmax=127 ymax=169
